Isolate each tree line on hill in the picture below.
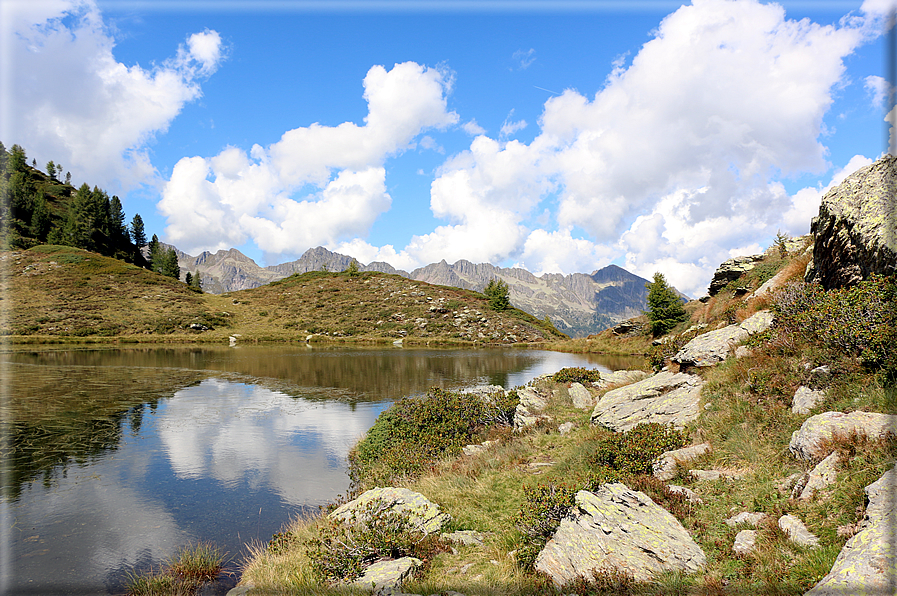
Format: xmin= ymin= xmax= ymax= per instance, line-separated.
xmin=0 ymin=142 xmax=202 ymax=290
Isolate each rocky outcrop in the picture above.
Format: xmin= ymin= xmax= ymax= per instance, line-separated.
xmin=352 ymin=557 xmax=421 ymax=593
xmin=788 ymin=411 xmax=897 ymax=460
xmin=330 ymin=487 xmax=451 ymax=536
xmin=593 ymin=369 xmax=651 ymax=389
xmin=535 ymin=486 xmax=706 ymax=586
xmin=805 ymin=464 xmax=897 ymax=596
xmin=653 ymin=443 xmax=711 ymax=481
xmin=779 ymin=514 xmax=819 ymax=548
xmin=726 ymin=512 xmax=767 ymax=527
xmin=568 ymin=382 xmax=595 ymax=409
xmin=805 ymin=155 xmax=897 ymax=289
xmin=672 ymin=310 xmax=773 ymax=369
xmin=591 ymin=371 xmax=704 ymax=432
xmin=794 ymin=451 xmax=841 ymax=501
xmin=708 ymin=255 xmax=764 ymax=296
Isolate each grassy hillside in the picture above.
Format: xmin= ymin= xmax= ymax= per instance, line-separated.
xmin=2 ymin=245 xmax=567 ymax=345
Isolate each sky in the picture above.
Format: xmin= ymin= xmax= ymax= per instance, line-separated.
xmin=2 ymin=0 xmax=895 ymax=297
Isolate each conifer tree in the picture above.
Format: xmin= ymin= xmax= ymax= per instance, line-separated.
xmin=130 ymin=214 xmax=146 ymax=248
xmin=484 ymin=278 xmax=511 ymax=311
xmin=645 ymin=272 xmax=687 ymax=337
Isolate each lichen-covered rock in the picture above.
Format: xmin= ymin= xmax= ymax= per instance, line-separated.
xmin=792 ymin=386 xmax=826 ymax=416
xmin=805 ymin=464 xmax=897 ymax=596
xmin=593 ymin=369 xmax=651 ymax=389
xmin=672 ymin=311 xmax=772 ymax=369
xmin=568 ymin=382 xmax=594 ymax=409
xmin=590 ymin=371 xmax=704 ymax=432
xmin=517 ymin=387 xmax=548 ymax=412
xmin=796 ymin=451 xmax=841 ymax=501
xmin=804 ymin=155 xmax=897 ymax=289
xmin=779 ymin=514 xmax=819 ymax=548
xmin=788 ymin=411 xmax=897 ymax=460
xmin=534 ymin=486 xmax=706 ymax=586
xmin=708 ymin=255 xmax=765 ymax=296
xmin=653 ymin=443 xmax=711 ymax=481
xmin=672 ymin=325 xmax=749 ymax=368
xmin=330 ymin=487 xmax=451 ymax=536
xmin=733 ymin=530 xmax=757 ymax=555
xmin=441 ymin=530 xmax=487 ymax=547
xmin=352 ymin=557 xmax=421 ymax=593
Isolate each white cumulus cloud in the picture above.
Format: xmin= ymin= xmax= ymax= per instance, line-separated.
xmin=159 ymin=62 xmax=458 ymax=256
xmin=0 ymin=0 xmax=223 ymax=193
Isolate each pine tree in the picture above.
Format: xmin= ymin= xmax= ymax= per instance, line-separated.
xmin=161 ymin=247 xmax=180 ymax=279
xmin=189 ymin=270 xmax=202 ymax=291
xmin=484 ymin=278 xmax=511 ymax=311
xmin=645 ymin=272 xmax=687 ymax=337
xmin=46 ymin=161 xmax=56 ymax=180
xmin=130 ymin=214 xmax=146 ymax=248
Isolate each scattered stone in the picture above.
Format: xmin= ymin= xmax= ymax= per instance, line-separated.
xmin=738 ymin=309 xmax=775 ymax=335
xmin=666 ymin=485 xmax=703 ymax=504
xmin=593 ymin=369 xmax=651 ymax=389
xmin=777 ymin=472 xmax=805 ymax=494
xmin=590 ymin=371 xmax=704 ymax=432
xmin=725 ymin=512 xmax=767 ymax=527
xmin=792 ymin=386 xmax=826 ymax=416
xmin=732 ymin=530 xmax=757 ymax=555
xmin=708 ymin=255 xmax=765 ymax=296
xmin=517 ymin=387 xmax=548 ymax=411
xmin=611 ymin=321 xmax=643 ymax=336
xmin=778 ymin=514 xmax=819 ymax=548
xmin=804 ymin=154 xmax=897 ymax=289
xmin=534 ymin=485 xmax=706 ymax=586
xmin=558 ymin=422 xmax=576 ymax=436
xmin=788 ymin=411 xmax=897 ymax=460
xmin=461 ymin=444 xmax=487 ymax=456
xmin=796 ymin=451 xmax=841 ymax=501
xmin=330 ymin=487 xmax=451 ymax=536
xmin=806 ymin=464 xmax=897 ymax=595
xmin=568 ymin=382 xmax=594 ymax=409
xmin=734 ymin=345 xmax=753 ymax=359
xmin=653 ymin=443 xmax=711 ymax=481
xmin=441 ymin=530 xmax=487 ymax=547
xmin=352 ymin=557 xmax=421 ymax=593
xmin=672 ymin=325 xmax=748 ymax=368
xmin=689 ymin=469 xmax=743 ymax=481
xmin=809 ymin=365 xmax=832 ymax=384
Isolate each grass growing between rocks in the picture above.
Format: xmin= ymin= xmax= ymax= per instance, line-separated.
xmin=126 ymin=542 xmax=225 ymax=596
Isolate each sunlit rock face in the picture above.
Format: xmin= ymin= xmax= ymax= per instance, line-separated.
xmin=805 ymin=155 xmax=897 ymax=290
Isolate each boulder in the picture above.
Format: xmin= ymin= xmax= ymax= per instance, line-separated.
xmin=590 ymin=371 xmax=704 ymax=432
xmin=568 ymin=382 xmax=594 ymax=409
xmin=708 ymin=255 xmax=765 ymax=296
xmin=778 ymin=514 xmax=819 ymax=548
xmin=792 ymin=386 xmax=825 ymax=416
xmin=558 ymin=422 xmax=576 ymax=435
xmin=804 ymin=155 xmax=897 ymax=289
xmin=593 ymin=369 xmax=651 ymax=389
xmin=733 ymin=530 xmax=757 ymax=555
xmin=330 ymin=487 xmax=451 ymax=536
xmin=796 ymin=451 xmax=841 ymax=501
xmin=672 ymin=310 xmax=773 ymax=369
xmin=805 ymin=464 xmax=897 ymax=596
xmin=788 ymin=411 xmax=897 ymax=460
xmin=534 ymin=486 xmax=706 ymax=586
xmin=441 ymin=530 xmax=487 ymax=547
xmin=517 ymin=387 xmax=548 ymax=412
xmin=352 ymin=557 xmax=421 ymax=593
xmin=725 ymin=512 xmax=767 ymax=527
xmin=672 ymin=325 xmax=748 ymax=368
xmin=653 ymin=443 xmax=712 ymax=481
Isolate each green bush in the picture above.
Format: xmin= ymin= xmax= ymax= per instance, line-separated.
xmin=306 ymin=502 xmax=444 ymax=583
xmin=552 ymin=367 xmax=601 ymax=384
xmin=588 ymin=423 xmax=688 ymax=476
xmin=484 ymin=278 xmax=511 ymax=311
xmin=348 ymin=388 xmax=516 ymax=486
xmin=775 ymin=276 xmax=897 ymax=380
xmin=515 ymin=482 xmax=577 ymax=570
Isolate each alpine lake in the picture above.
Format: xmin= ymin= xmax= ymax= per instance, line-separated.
xmin=1 ymin=344 xmax=646 ymax=595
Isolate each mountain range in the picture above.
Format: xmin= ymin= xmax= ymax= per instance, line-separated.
xmin=168 ymin=244 xmax=656 ymax=337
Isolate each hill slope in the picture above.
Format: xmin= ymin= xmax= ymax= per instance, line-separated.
xmin=3 ymin=245 xmax=566 ymax=345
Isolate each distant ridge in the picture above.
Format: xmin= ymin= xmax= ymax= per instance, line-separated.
xmin=169 ymin=245 xmax=654 ymax=337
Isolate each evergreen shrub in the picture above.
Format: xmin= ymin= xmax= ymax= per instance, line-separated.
xmin=552 ymin=367 xmax=601 ymax=384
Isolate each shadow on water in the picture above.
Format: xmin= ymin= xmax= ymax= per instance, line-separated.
xmin=1 ymin=345 xmax=645 ymax=594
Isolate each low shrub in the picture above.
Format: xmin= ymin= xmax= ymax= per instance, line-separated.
xmin=552 ymin=367 xmax=602 ymax=384
xmin=126 ymin=542 xmax=224 ymax=596
xmin=515 ymin=482 xmax=577 ymax=571
xmin=588 ymin=423 xmax=688 ymax=476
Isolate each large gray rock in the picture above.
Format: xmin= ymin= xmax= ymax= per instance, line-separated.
xmin=535 ymin=486 xmax=706 ymax=586
xmin=330 ymin=487 xmax=451 ymax=535
xmin=805 ymin=464 xmax=897 ymax=596
xmin=805 ymin=155 xmax=897 ymax=289
xmin=568 ymin=382 xmax=595 ymax=409
xmin=792 ymin=386 xmax=826 ymax=416
xmin=708 ymin=255 xmax=765 ymax=296
xmin=653 ymin=443 xmax=711 ymax=481
xmin=788 ymin=411 xmax=897 ymax=460
xmin=517 ymin=386 xmax=547 ymax=412
xmin=672 ymin=310 xmax=773 ymax=369
xmin=352 ymin=557 xmax=421 ymax=593
xmin=733 ymin=530 xmax=757 ymax=555
xmin=594 ymin=369 xmax=652 ymax=389
xmin=590 ymin=371 xmax=704 ymax=432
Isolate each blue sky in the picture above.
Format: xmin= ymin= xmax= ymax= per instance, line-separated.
xmin=2 ymin=0 xmax=893 ymax=296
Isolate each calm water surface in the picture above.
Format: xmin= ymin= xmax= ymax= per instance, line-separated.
xmin=1 ymin=345 xmax=645 ymax=595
